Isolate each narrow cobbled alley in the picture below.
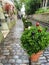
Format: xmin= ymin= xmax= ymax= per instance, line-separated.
xmin=0 ymin=19 xmax=29 ymax=65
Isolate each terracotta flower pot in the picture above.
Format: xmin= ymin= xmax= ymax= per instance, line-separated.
xmin=30 ymin=51 xmax=43 ymax=62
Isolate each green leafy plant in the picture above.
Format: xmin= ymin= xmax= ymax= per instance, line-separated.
xmin=25 ymin=0 xmax=41 ymax=15
xmin=22 ymin=17 xmax=32 ymax=28
xmin=24 ymin=20 xmax=32 ymax=28
xmin=22 ymin=17 xmax=27 ymax=22
xmin=35 ymin=8 xmax=49 ymax=14
xmin=21 ymin=22 xmax=49 ymax=56
xmin=14 ymin=0 xmax=21 ymax=10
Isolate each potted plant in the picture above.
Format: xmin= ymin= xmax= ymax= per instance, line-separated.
xmin=21 ymin=22 xmax=49 ymax=62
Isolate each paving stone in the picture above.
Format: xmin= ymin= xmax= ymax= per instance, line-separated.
xmin=21 ymin=56 xmax=29 ymax=60
xmin=0 ymin=63 xmax=3 ymax=65
xmin=16 ymin=59 xmax=22 ymax=63
xmin=9 ymin=59 xmax=15 ymax=63
xmin=44 ymin=53 xmax=49 ymax=56
xmin=47 ymin=47 xmax=49 ymax=51
xmin=4 ymin=64 xmax=11 ymax=65
xmin=46 ymin=63 xmax=49 ymax=65
xmin=0 ymin=56 xmax=6 ymax=59
xmin=47 ymin=59 xmax=49 ymax=61
xmin=13 ymin=55 xmax=19 ymax=59
xmin=8 ymin=47 xmax=12 ymax=51
xmin=41 ymin=64 xmax=45 ymax=65
xmin=15 ymin=64 xmax=20 ymax=65
xmin=17 ymin=52 xmax=22 ymax=55
xmin=11 ymin=50 xmax=15 ymax=53
xmin=46 ymin=56 xmax=49 ymax=59
xmin=6 ymin=46 xmax=11 ymax=49
xmin=39 ymin=56 xmax=46 ymax=60
xmin=24 ymin=53 xmax=28 ymax=56
xmin=2 ymin=48 xmax=7 ymax=50
xmin=31 ymin=62 xmax=41 ymax=65
xmin=44 ymin=51 xmax=49 ymax=54
xmin=2 ymin=50 xmax=9 ymax=53
xmin=20 ymin=64 xmax=28 ymax=65
xmin=12 ymin=52 xmax=16 ymax=55
xmin=1 ymin=59 xmax=8 ymax=63
xmin=22 ymin=60 xmax=29 ymax=63
xmin=39 ymin=59 xmax=47 ymax=63
xmin=0 ymin=60 xmax=1 ymax=62
xmin=3 ymin=52 xmax=10 ymax=55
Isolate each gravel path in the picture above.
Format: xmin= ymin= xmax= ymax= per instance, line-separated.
xmin=0 ymin=19 xmax=29 ymax=65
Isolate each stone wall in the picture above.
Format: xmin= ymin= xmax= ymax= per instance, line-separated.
xmin=32 ymin=14 xmax=49 ymax=23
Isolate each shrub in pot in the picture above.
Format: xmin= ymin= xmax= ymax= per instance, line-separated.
xmin=21 ymin=22 xmax=49 ymax=56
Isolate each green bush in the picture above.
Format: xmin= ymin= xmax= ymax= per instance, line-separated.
xmin=21 ymin=24 xmax=49 ymax=56
xmin=14 ymin=0 xmax=21 ymax=10
xmin=25 ymin=0 xmax=41 ymax=15
xmin=35 ymin=8 xmax=49 ymax=14
xmin=22 ymin=17 xmax=27 ymax=22
xmin=22 ymin=17 xmax=32 ymax=28
xmin=24 ymin=20 xmax=32 ymax=28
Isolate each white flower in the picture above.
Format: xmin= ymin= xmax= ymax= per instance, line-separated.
xmin=25 ymin=20 xmax=27 ymax=22
xmin=28 ymin=26 xmax=31 ymax=30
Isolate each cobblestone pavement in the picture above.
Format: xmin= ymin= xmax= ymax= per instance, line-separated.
xmin=0 ymin=19 xmax=29 ymax=65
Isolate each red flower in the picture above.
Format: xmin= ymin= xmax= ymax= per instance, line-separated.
xmin=36 ymin=22 xmax=40 ymax=26
xmin=5 ymin=3 xmax=10 ymax=12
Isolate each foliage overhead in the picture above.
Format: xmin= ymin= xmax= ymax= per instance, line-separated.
xmin=25 ymin=0 xmax=42 ymax=15
xmin=14 ymin=0 xmax=21 ymax=10
xmin=35 ymin=8 xmax=49 ymax=14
